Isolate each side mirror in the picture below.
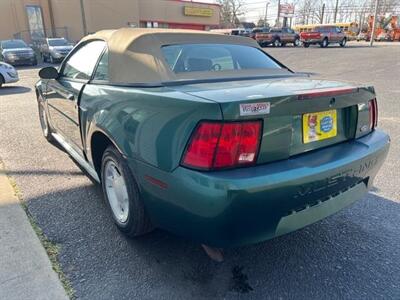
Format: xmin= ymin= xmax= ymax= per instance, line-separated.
xmin=39 ymin=67 xmax=59 ymax=79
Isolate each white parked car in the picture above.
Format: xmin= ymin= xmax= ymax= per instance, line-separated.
xmin=0 ymin=62 xmax=19 ymax=87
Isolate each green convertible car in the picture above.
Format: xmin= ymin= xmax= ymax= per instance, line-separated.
xmin=36 ymin=28 xmax=389 ymax=248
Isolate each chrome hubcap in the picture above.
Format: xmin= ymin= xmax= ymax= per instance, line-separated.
xmin=104 ymin=161 xmax=129 ymax=224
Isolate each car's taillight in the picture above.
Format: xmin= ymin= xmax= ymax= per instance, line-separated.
xmin=181 ymin=121 xmax=262 ymax=170
xmin=369 ymin=98 xmax=378 ymax=129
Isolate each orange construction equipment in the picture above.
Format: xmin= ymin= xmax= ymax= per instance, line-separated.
xmin=367 ymin=15 xmax=400 ymax=41
xmin=388 ymin=16 xmax=400 ymax=41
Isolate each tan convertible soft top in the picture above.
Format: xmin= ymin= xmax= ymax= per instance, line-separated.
xmin=81 ymin=28 xmax=288 ymax=84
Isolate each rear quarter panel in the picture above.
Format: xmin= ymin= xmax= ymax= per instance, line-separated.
xmin=80 ymin=84 xmax=222 ymax=171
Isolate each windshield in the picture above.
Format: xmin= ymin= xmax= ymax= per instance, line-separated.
xmin=161 ymin=44 xmax=282 ymax=74
xmin=48 ymin=38 xmax=69 ymax=46
xmin=1 ymin=40 xmax=28 ymax=49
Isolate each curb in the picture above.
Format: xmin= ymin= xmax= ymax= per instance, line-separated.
xmin=0 ymin=162 xmax=69 ymax=300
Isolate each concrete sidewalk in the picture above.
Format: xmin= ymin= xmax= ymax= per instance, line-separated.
xmin=0 ymin=165 xmax=68 ymax=300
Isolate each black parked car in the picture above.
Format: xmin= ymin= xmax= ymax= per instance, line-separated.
xmin=0 ymin=39 xmax=37 ymax=66
xmin=39 ymin=37 xmax=73 ymax=63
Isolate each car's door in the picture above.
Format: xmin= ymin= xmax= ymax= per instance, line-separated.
xmin=331 ymin=27 xmax=340 ymax=42
xmin=286 ymin=28 xmax=295 ymax=42
xmin=46 ymin=40 xmax=106 ymax=153
xmin=280 ymin=28 xmax=287 ymax=42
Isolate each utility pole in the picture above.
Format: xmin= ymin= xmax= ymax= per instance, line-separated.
xmin=79 ymin=0 xmax=87 ymax=36
xmin=264 ymin=2 xmax=270 ymax=27
xmin=370 ymin=0 xmax=379 ymax=47
xmin=321 ymin=3 xmax=325 ymax=24
xmin=333 ymin=0 xmax=339 ymax=23
xmin=276 ymin=0 xmax=281 ymax=27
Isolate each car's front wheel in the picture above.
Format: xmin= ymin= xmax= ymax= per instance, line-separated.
xmin=273 ymin=39 xmax=281 ymax=47
xmin=101 ymin=146 xmax=154 ymax=237
xmin=320 ymin=38 xmax=329 ymax=48
xmin=340 ymin=38 xmax=347 ymax=47
xmin=37 ymin=99 xmax=54 ymax=143
xmin=294 ymin=38 xmax=301 ymax=47
xmin=303 ymin=42 xmax=310 ymax=48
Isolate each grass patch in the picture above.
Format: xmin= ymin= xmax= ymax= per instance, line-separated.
xmin=2 ymin=161 xmax=75 ymax=299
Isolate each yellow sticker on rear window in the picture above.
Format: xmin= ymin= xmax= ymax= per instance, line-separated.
xmin=303 ymin=110 xmax=337 ymax=144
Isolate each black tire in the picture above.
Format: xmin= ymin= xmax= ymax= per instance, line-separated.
xmin=320 ymin=38 xmax=329 ymax=48
xmin=303 ymin=43 xmax=310 ymax=48
xmin=37 ymin=98 xmax=55 ymax=143
xmin=293 ymin=38 xmax=301 ymax=47
xmin=101 ymin=145 xmax=154 ymax=237
xmin=0 ymin=74 xmax=4 ymax=88
xmin=273 ymin=38 xmax=281 ymax=47
xmin=340 ymin=38 xmax=347 ymax=47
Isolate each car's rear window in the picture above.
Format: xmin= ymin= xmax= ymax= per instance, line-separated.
xmin=161 ymin=44 xmax=281 ymax=73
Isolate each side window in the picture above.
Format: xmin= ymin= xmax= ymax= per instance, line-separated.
xmin=93 ymin=49 xmax=109 ymax=81
xmin=62 ymin=40 xmax=105 ymax=80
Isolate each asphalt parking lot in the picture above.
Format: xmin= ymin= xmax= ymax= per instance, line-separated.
xmin=0 ymin=42 xmax=399 ymax=299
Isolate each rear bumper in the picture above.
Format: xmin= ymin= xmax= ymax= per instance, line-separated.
xmin=133 ymin=130 xmax=390 ymax=247
xmin=1 ymin=71 xmax=19 ymax=83
xmin=301 ymin=38 xmax=323 ymax=44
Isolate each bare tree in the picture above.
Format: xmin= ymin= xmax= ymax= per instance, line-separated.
xmin=297 ymin=0 xmax=317 ymax=24
xmin=217 ymin=0 xmax=246 ymax=28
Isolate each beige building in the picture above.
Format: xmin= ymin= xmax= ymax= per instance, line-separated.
xmin=0 ymin=0 xmax=220 ymax=42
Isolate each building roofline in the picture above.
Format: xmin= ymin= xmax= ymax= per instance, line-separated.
xmin=140 ymin=19 xmax=219 ymax=26
xmin=167 ymin=0 xmax=221 ymax=7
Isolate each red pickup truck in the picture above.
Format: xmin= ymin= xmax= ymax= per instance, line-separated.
xmin=300 ymin=26 xmax=347 ymax=48
xmin=256 ymin=27 xmax=301 ymax=47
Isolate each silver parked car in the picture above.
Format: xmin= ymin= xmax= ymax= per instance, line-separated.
xmin=0 ymin=39 xmax=37 ymax=66
xmin=0 ymin=62 xmax=19 ymax=87
xmin=40 ymin=38 xmax=73 ymax=63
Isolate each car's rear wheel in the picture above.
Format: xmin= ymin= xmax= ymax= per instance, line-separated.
xmin=340 ymin=38 xmax=347 ymax=47
xmin=303 ymin=43 xmax=310 ymax=48
xmin=273 ymin=39 xmax=281 ymax=47
xmin=320 ymin=38 xmax=329 ymax=48
xmin=37 ymin=99 xmax=55 ymax=143
xmin=101 ymin=145 xmax=154 ymax=237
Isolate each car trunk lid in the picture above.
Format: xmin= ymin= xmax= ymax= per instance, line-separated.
xmin=172 ymin=77 xmax=375 ymax=165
